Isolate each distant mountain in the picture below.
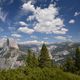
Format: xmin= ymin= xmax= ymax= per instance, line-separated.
xmin=0 ymin=39 xmax=80 ymax=69
xmin=18 ymin=42 xmax=80 ymax=65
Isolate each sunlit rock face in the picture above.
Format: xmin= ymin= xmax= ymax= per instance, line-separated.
xmin=3 ymin=38 xmax=19 ymax=50
xmin=0 ymin=38 xmax=26 ymax=69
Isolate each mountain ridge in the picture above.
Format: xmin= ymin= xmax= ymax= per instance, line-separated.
xmin=0 ymin=38 xmax=26 ymax=69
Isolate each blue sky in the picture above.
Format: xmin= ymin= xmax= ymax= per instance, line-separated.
xmin=0 ymin=0 xmax=80 ymax=44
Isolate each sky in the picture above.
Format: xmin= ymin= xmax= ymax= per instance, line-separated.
xmin=0 ymin=0 xmax=80 ymax=44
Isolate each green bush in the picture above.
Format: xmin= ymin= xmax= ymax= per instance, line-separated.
xmin=0 ymin=67 xmax=80 ymax=80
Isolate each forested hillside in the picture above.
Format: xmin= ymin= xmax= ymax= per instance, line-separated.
xmin=0 ymin=44 xmax=80 ymax=80
xmin=0 ymin=67 xmax=80 ymax=80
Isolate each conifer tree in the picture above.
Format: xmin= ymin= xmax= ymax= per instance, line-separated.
xmin=39 ymin=44 xmax=51 ymax=68
xmin=26 ymin=49 xmax=38 ymax=67
xmin=63 ymin=56 xmax=75 ymax=73
xmin=75 ymin=47 xmax=80 ymax=70
xmin=32 ymin=53 xmax=38 ymax=67
xmin=26 ymin=49 xmax=33 ymax=67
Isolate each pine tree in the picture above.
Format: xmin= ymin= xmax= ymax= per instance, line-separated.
xmin=39 ymin=44 xmax=51 ymax=68
xmin=26 ymin=49 xmax=38 ymax=67
xmin=32 ymin=52 xmax=38 ymax=67
xmin=75 ymin=47 xmax=80 ymax=70
xmin=63 ymin=56 xmax=75 ymax=73
xmin=26 ymin=49 xmax=33 ymax=67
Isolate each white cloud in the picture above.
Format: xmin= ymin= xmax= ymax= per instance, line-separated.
xmin=27 ymin=15 xmax=35 ymax=21
xmin=0 ymin=8 xmax=8 ymax=22
xmin=19 ymin=21 xmax=27 ymax=26
xmin=74 ymin=12 xmax=80 ymax=16
xmin=69 ymin=19 xmax=75 ymax=24
xmin=31 ymin=35 xmax=37 ymax=39
xmin=18 ymin=40 xmax=48 ymax=45
xmin=22 ymin=1 xmax=68 ymax=34
xmin=11 ymin=33 xmax=21 ymax=37
xmin=18 ymin=27 xmax=34 ymax=34
xmin=22 ymin=1 xmax=35 ymax=12
xmin=33 ymin=6 xmax=67 ymax=34
xmin=55 ymin=36 xmax=67 ymax=40
xmin=18 ymin=21 xmax=34 ymax=34
xmin=54 ymin=36 xmax=72 ymax=41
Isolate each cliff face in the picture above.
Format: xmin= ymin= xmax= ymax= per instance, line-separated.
xmin=0 ymin=39 xmax=26 ymax=69
xmin=4 ymin=38 xmax=19 ymax=49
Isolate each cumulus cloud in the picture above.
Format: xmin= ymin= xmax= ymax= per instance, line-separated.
xmin=27 ymin=15 xmax=35 ymax=21
xmin=69 ymin=19 xmax=75 ymax=24
xmin=22 ymin=1 xmax=68 ymax=34
xmin=22 ymin=1 xmax=35 ymax=12
xmin=18 ymin=21 xmax=34 ymax=34
xmin=11 ymin=33 xmax=21 ymax=38
xmin=74 ymin=12 xmax=80 ymax=16
xmin=19 ymin=21 xmax=27 ymax=26
xmin=0 ymin=8 xmax=8 ymax=22
xmin=18 ymin=27 xmax=34 ymax=34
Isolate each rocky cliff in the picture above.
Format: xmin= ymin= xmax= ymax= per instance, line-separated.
xmin=0 ymin=38 xmax=26 ymax=69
